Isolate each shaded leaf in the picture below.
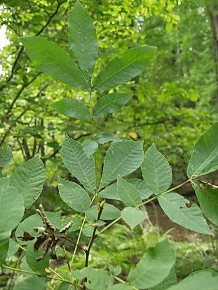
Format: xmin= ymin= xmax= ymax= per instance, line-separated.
xmin=22 ymin=36 xmax=88 ymax=90
xmin=158 ymin=192 xmax=212 ymax=234
xmin=93 ymin=93 xmax=132 ymax=116
xmin=61 ymin=136 xmax=96 ymax=193
xmin=53 ymin=98 xmax=91 ymax=121
xmin=86 ymin=203 xmax=120 ymax=221
xmin=96 ymin=133 xmax=121 ymax=144
xmin=193 ymin=183 xmax=218 ymax=226
xmin=59 ymin=179 xmax=91 ymax=213
xmin=94 ymin=45 xmax=157 ymax=91
xmin=187 ymin=122 xmax=218 ymax=177
xmin=11 ymin=155 xmax=45 ymax=208
xmin=26 ymin=240 xmax=49 ymax=275
xmin=83 ymin=140 xmax=98 ymax=156
xmin=141 ymin=144 xmax=172 ymax=194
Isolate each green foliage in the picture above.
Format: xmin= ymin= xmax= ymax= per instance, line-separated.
xmin=14 ymin=276 xmax=47 ymax=290
xmin=0 ymin=2 xmax=218 ymax=290
xmin=11 ymin=155 xmax=45 ymax=208
xmin=141 ymin=144 xmax=172 ymax=194
xmin=127 ymin=239 xmax=176 ymax=289
xmin=0 ymin=145 xmax=12 ymax=168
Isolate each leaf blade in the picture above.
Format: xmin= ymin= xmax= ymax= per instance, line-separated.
xmin=68 ymin=1 xmax=98 ymax=81
xmin=94 ymin=45 xmax=157 ymax=91
xmin=22 ymin=36 xmax=88 ymax=90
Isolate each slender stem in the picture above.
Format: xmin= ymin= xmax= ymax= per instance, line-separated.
xmin=85 ymin=201 xmax=105 ymax=267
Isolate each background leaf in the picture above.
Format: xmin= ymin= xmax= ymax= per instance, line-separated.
xmin=127 ymin=239 xmax=175 ymax=289
xmin=94 ymin=45 xmax=157 ymax=91
xmin=82 ymin=140 xmax=98 ymax=156
xmin=100 ymin=140 xmax=144 ymax=188
xmin=53 ymin=98 xmax=91 ymax=121
xmin=158 ymin=192 xmax=212 ymax=234
xmin=61 ymin=136 xmax=96 ymax=193
xmin=59 ymin=179 xmax=91 ymax=213
xmin=141 ymin=144 xmax=172 ymax=194
xmin=22 ymin=37 xmax=88 ymax=90
xmin=187 ymin=122 xmax=218 ymax=177
xmin=11 ymin=155 xmax=45 ymax=208
xmin=68 ymin=1 xmax=98 ymax=82
xmin=93 ymin=93 xmax=132 ymax=116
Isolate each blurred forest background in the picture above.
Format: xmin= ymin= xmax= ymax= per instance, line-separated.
xmin=0 ymin=0 xmax=218 ymax=283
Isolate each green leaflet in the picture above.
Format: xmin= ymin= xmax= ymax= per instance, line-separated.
xmin=0 ymin=145 xmax=12 ymax=168
xmin=128 ymin=239 xmax=176 ymax=289
xmin=82 ymin=140 xmax=98 ymax=157
xmin=68 ymin=1 xmax=98 ymax=83
xmin=53 ymin=98 xmax=92 ymax=121
xmin=166 ymin=270 xmax=218 ymax=290
xmin=193 ymin=183 xmax=218 ymax=226
xmin=121 ymin=207 xmax=147 ymax=229
xmin=141 ymin=144 xmax=172 ymax=194
xmin=22 ymin=37 xmax=88 ymax=91
xmin=93 ymin=93 xmax=132 ymax=116
xmin=187 ymin=122 xmax=218 ymax=177
xmin=11 ymin=155 xmax=45 ymax=208
xmin=158 ymin=192 xmax=212 ymax=235
xmin=117 ymin=176 xmax=142 ymax=206
xmin=86 ymin=203 xmax=120 ymax=221
xmin=61 ymin=136 xmax=96 ymax=193
xmin=100 ymin=140 xmax=144 ymax=188
xmin=94 ymin=45 xmax=157 ymax=91
xmin=59 ymin=179 xmax=91 ymax=213
xmin=14 ymin=276 xmax=47 ymax=290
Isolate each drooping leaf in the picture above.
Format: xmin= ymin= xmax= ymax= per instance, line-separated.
xmin=22 ymin=36 xmax=88 ymax=90
xmin=0 ymin=145 xmax=12 ymax=168
xmin=68 ymin=1 xmax=98 ymax=82
xmin=117 ymin=176 xmax=142 ymax=206
xmin=83 ymin=140 xmax=98 ymax=156
xmin=7 ymin=239 xmax=19 ymax=258
xmin=74 ymin=268 xmax=113 ymax=290
xmin=121 ymin=207 xmax=147 ymax=229
xmin=53 ymin=98 xmax=91 ymax=121
xmin=166 ymin=270 xmax=218 ymax=290
xmin=94 ymin=45 xmax=157 ymax=91
xmin=61 ymin=136 xmax=96 ymax=193
xmin=93 ymin=93 xmax=132 ymax=116
xmin=100 ymin=140 xmax=144 ymax=188
xmin=11 ymin=155 xmax=45 ymax=208
xmin=59 ymin=179 xmax=91 ymax=213
xmin=14 ymin=276 xmax=47 ymax=290
xmin=193 ymin=183 xmax=218 ymax=226
xmin=0 ymin=178 xmax=24 ymax=235
xmin=187 ymin=122 xmax=218 ymax=177
xmin=158 ymin=192 xmax=212 ymax=234
xmin=128 ymin=239 xmax=175 ymax=289
xmin=26 ymin=240 xmax=49 ymax=275
xmin=99 ymin=178 xmax=153 ymax=201
xmin=141 ymin=144 xmax=172 ymax=194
